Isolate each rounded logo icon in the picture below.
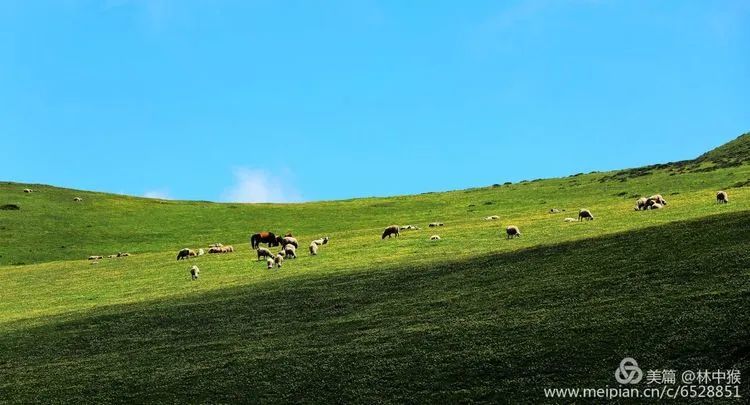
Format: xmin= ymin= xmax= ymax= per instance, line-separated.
xmin=614 ymin=357 xmax=643 ymax=384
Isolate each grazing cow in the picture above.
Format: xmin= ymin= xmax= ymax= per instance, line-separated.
xmin=506 ymin=226 xmax=521 ymax=239
xmin=578 ymin=209 xmax=594 ymax=221
xmin=250 ymin=232 xmax=279 ymax=249
xmin=716 ymin=191 xmax=729 ymax=204
xmin=177 ymin=248 xmax=196 ymax=260
xmin=190 ymin=265 xmax=200 ymax=280
xmin=382 ymin=225 xmax=400 ymax=239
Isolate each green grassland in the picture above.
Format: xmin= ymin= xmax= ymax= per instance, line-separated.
xmin=1 ymin=134 xmax=749 ymax=402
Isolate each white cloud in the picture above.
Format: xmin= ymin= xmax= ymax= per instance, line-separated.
xmin=222 ymin=168 xmax=302 ymax=203
xmin=143 ymin=189 xmax=172 ymax=200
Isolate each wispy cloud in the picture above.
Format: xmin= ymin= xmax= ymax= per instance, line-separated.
xmin=143 ymin=189 xmax=172 ymax=200
xmin=222 ymin=167 xmax=302 ymax=203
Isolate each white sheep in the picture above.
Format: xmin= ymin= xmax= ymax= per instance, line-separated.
xmin=73 ymin=197 xmax=83 ymax=202
xmin=274 ymin=253 xmax=284 ymax=268
xmin=266 ymin=257 xmax=275 ymax=269
xmin=190 ymin=265 xmax=200 ymax=280
xmin=635 ymin=197 xmax=649 ymax=211
xmin=716 ymin=191 xmax=729 ymax=204
xmin=284 ymin=244 xmax=297 ymax=259
xmin=649 ymin=203 xmax=663 ymax=210
xmin=311 ymin=237 xmax=329 ymax=246
xmin=563 ymin=217 xmax=577 ymax=222
xmin=257 ymin=247 xmax=273 ymax=260
xmin=430 ymin=235 xmax=441 ymax=241
xmin=309 ymin=242 xmax=318 ymax=255
xmin=484 ymin=215 xmax=499 ymax=221
xmin=506 ymin=225 xmax=521 ymax=239
xmin=23 ymin=188 xmax=33 ymax=193
xmin=428 ymin=222 xmax=444 ymax=227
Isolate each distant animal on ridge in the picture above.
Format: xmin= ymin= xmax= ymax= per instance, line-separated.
xmin=716 ymin=191 xmax=729 ymax=204
xmin=382 ymin=225 xmax=400 ymax=239
xmin=506 ymin=225 xmax=521 ymax=239
xmin=23 ymin=188 xmax=33 ymax=193
xmin=578 ymin=209 xmax=594 ymax=221
xmin=250 ymin=232 xmax=279 ymax=249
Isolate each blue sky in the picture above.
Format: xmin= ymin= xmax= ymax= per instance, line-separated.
xmin=1 ymin=0 xmax=748 ymax=202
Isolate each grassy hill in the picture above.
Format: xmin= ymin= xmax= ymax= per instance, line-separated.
xmin=1 ymin=134 xmax=749 ymax=402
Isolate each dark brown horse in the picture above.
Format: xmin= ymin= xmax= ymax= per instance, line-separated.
xmin=250 ymin=232 xmax=279 ymax=249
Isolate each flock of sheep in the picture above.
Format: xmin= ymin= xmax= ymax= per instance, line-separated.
xmin=177 ymin=235 xmax=330 ymax=279
xmin=16 ymin=187 xmax=734 ymax=277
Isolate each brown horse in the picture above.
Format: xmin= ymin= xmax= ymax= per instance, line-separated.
xmin=250 ymin=232 xmax=279 ymax=248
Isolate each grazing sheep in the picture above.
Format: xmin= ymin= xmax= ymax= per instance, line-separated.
xmin=484 ymin=215 xmax=500 ymax=221
xmin=88 ymin=255 xmax=103 ymax=260
xmin=224 ymin=245 xmax=234 ymax=253
xmin=73 ymin=197 xmax=83 ymax=202
xmin=279 ymin=236 xmax=298 ymax=249
xmin=23 ymin=188 xmax=33 ymax=193
xmin=564 ymin=217 xmax=577 ymax=222
xmin=430 ymin=235 xmax=441 ymax=241
xmin=190 ymin=265 xmax=200 ymax=280
xmin=107 ymin=254 xmax=117 ymax=259
xmin=578 ymin=209 xmax=594 ymax=221
xmin=549 ymin=208 xmax=561 ymax=214
xmin=309 ymin=242 xmax=318 ymax=255
xmin=635 ymin=197 xmax=649 ymax=211
xmin=506 ymin=225 xmax=521 ymax=239
xmin=197 ymin=248 xmax=205 ymax=256
xmin=117 ymin=252 xmax=130 ymax=257
xmin=311 ymin=237 xmax=329 ymax=246
xmin=208 ymin=247 xmax=222 ymax=254
xmin=284 ymin=244 xmax=297 ymax=259
xmin=716 ymin=191 xmax=729 ymax=204
xmin=382 ymin=225 xmax=400 ymax=239
xmin=266 ymin=257 xmax=275 ymax=269
xmin=428 ymin=222 xmax=444 ymax=227
xmin=648 ymin=194 xmax=667 ymax=206
xmin=284 ymin=233 xmax=294 ymax=237
xmin=209 ymin=243 xmax=223 ymax=248
xmin=177 ymin=248 xmax=196 ymax=260
xmin=400 ymin=225 xmax=420 ymax=230
xmin=275 ymin=253 xmax=284 ymax=268
xmin=649 ymin=203 xmax=663 ymax=210
xmin=257 ymin=247 xmax=273 ymax=260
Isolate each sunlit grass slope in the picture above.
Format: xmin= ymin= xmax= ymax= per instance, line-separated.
xmin=0 ymin=133 xmax=749 ymax=402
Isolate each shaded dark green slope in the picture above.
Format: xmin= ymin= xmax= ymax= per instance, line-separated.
xmin=2 ymin=211 xmax=748 ymax=403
